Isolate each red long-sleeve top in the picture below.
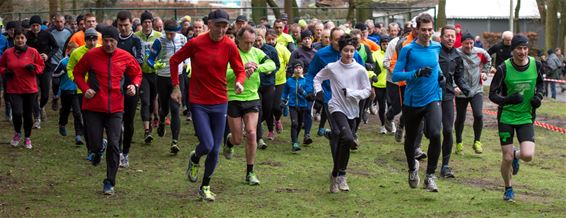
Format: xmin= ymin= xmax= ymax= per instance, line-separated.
xmin=0 ymin=47 xmax=45 ymax=94
xmin=73 ymin=47 xmax=142 ymax=113
xmin=169 ymin=33 xmax=246 ymax=105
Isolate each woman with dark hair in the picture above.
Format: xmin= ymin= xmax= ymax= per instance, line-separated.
xmin=0 ymin=26 xmax=45 ymax=149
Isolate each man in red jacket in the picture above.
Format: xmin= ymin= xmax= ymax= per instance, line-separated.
xmin=73 ymin=26 xmax=142 ymax=195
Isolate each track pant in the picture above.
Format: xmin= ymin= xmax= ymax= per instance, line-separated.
xmin=157 ymin=76 xmax=180 ymax=141
xmin=84 ymin=111 xmax=123 ymax=186
xmin=373 ymin=87 xmax=387 ymax=125
xmin=403 ymin=101 xmax=442 ymax=174
xmin=59 ymin=92 xmax=83 ymax=136
xmin=120 ymin=92 xmax=139 ymax=155
xmin=33 ymin=63 xmax=54 ymax=117
xmin=441 ymin=99 xmax=455 ymax=166
xmin=303 ymin=101 xmax=313 ymax=135
xmin=140 ymin=74 xmax=158 ymax=122
xmin=318 ymin=103 xmax=328 ymax=130
xmin=191 ymin=103 xmax=227 ymax=178
xmin=272 ymin=84 xmax=284 ymax=121
xmin=290 ymin=107 xmax=306 ymax=143
xmin=257 ymin=85 xmax=275 ymax=141
xmin=9 ymin=93 xmax=36 ymax=137
xmin=385 ymin=82 xmax=404 ymax=122
xmin=328 ymin=111 xmax=356 ymax=176
xmin=455 ymin=93 xmax=483 ymax=143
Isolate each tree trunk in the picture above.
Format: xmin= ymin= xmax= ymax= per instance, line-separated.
xmin=513 ymin=0 xmax=521 ymax=33
xmin=545 ymin=0 xmax=558 ymax=51
xmin=437 ymin=0 xmax=447 ymax=28
xmin=559 ymin=0 xmax=566 ymax=51
xmin=536 ymin=0 xmax=546 ymax=24
xmin=346 ymin=0 xmax=355 ymax=24
xmin=292 ymin=0 xmax=299 ymax=20
xmin=49 ymin=0 xmax=59 ymax=17
xmin=0 ymin=0 xmax=14 ymax=21
xmin=356 ymin=0 xmax=373 ymax=23
xmin=284 ymin=0 xmax=295 ymax=22
xmin=73 ymin=0 xmax=77 ymax=11
xmin=252 ymin=0 xmax=267 ymax=23
xmin=266 ymin=0 xmax=281 ymax=19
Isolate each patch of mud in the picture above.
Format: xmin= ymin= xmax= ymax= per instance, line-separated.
xmin=274 ymin=187 xmax=308 ymax=193
xmin=258 ymin=160 xmax=283 ymax=167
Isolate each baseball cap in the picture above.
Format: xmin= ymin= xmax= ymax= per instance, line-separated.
xmin=208 ymin=9 xmax=230 ymax=24
xmin=84 ymin=28 xmax=98 ymax=40
xmin=236 ymin=15 xmax=247 ymax=22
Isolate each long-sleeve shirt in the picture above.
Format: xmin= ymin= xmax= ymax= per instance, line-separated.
xmin=259 ymin=43 xmax=280 ymax=87
xmin=305 ymin=45 xmax=364 ymax=103
xmin=169 ymin=33 xmax=246 ymax=105
xmin=281 ymin=76 xmax=308 ymax=108
xmin=313 ymin=60 xmax=371 ymax=119
xmin=487 ymin=42 xmax=512 ymax=69
xmin=392 ymin=40 xmax=442 ymax=107
xmin=26 ymin=30 xmax=59 ymax=63
xmin=0 ymin=34 xmax=9 ymax=57
xmin=48 ymin=27 xmax=73 ymax=65
xmin=439 ymin=44 xmax=470 ymax=100
xmin=456 ymin=47 xmax=491 ymax=98
xmin=147 ymin=34 xmax=187 ymax=77
xmin=135 ymin=30 xmax=162 ymax=74
xmin=65 ymin=30 xmax=102 ymax=55
xmin=274 ymin=43 xmax=291 ymax=86
xmin=67 ymin=45 xmax=100 ymax=94
xmin=546 ymin=53 xmax=563 ymax=79
xmin=52 ymin=57 xmax=76 ymax=94
xmin=286 ymin=45 xmax=317 ymax=77
xmin=0 ymin=47 xmax=45 ymax=94
xmin=227 ymin=47 xmax=276 ymax=102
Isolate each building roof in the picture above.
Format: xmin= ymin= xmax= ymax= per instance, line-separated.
xmin=443 ymin=0 xmax=540 ymax=19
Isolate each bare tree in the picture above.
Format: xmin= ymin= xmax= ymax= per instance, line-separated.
xmin=559 ymin=0 xmax=566 ymax=50
xmin=535 ymin=0 xmax=546 ymax=24
xmin=49 ymin=0 xmax=59 ymax=17
xmin=513 ymin=0 xmax=521 ymax=33
xmin=266 ymin=0 xmax=282 ymax=19
xmin=346 ymin=0 xmax=355 ymax=23
xmin=437 ymin=0 xmax=447 ymax=28
xmin=252 ymin=0 xmax=267 ymax=23
xmin=545 ymin=0 xmax=558 ymax=51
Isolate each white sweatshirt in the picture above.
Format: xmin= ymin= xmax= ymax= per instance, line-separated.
xmin=314 ymin=60 xmax=372 ymax=119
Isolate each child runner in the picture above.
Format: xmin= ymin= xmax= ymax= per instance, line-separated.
xmin=281 ymin=60 xmax=309 ymax=153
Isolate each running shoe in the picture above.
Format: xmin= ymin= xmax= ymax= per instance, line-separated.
xmin=440 ymin=165 xmax=455 ymax=178
xmin=394 ymin=125 xmax=403 ymax=142
xmin=314 ymin=113 xmax=321 ymax=121
xmin=86 ymin=152 xmax=94 ymax=161
xmin=152 ymin=118 xmax=159 ymax=128
xmin=503 ymin=187 xmax=514 ymax=202
xmin=246 ymin=172 xmax=260 ymax=185
xmin=317 ymin=128 xmax=326 ymax=137
xmin=258 ymin=139 xmax=268 ymax=150
xmin=186 ymin=115 xmax=192 ymax=122
xmin=384 ymin=118 xmax=394 ymax=132
xmin=337 ymin=176 xmax=349 ymax=192
xmin=512 ymin=147 xmax=520 ymax=175
xmin=275 ymin=120 xmax=283 ymax=133
xmin=170 ymin=140 xmax=180 ymax=154
xmin=59 ymin=126 xmax=67 ymax=136
xmin=157 ymin=124 xmax=166 ymax=137
xmin=10 ymin=132 xmax=21 ymax=147
xmin=119 ymin=153 xmax=129 ymax=168
xmin=198 ymin=186 xmax=216 ymax=201
xmin=165 ymin=117 xmax=171 ymax=125
xmin=303 ymin=134 xmax=313 ymax=145
xmin=51 ymin=97 xmax=59 ymax=111
xmin=473 ymin=141 xmax=483 ymax=154
xmin=144 ymin=131 xmax=153 ymax=144
xmin=370 ymin=105 xmax=377 ymax=115
xmin=24 ymin=138 xmax=32 ymax=149
xmin=380 ymin=126 xmax=387 ymax=134
xmin=40 ymin=108 xmax=47 ymax=121
xmin=92 ymin=151 xmax=102 ymax=166
xmin=223 ymin=144 xmax=233 ymax=160
xmin=408 ymin=160 xmax=420 ymax=188
xmin=415 ymin=147 xmax=427 ymax=160
xmin=329 ymin=173 xmax=339 ymax=193
xmin=186 ymin=151 xmax=199 ymax=183
xmin=455 ymin=142 xmax=464 ymax=155
xmin=33 ymin=118 xmax=41 ymax=129
xmin=267 ymin=131 xmax=275 ymax=140
xmin=292 ymin=143 xmax=301 ymax=153
xmin=103 ymin=180 xmax=115 ymax=195
xmin=424 ymin=174 xmax=439 ymax=192
xmin=75 ymin=135 xmax=84 ymax=145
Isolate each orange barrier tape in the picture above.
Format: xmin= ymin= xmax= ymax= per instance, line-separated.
xmin=543 ymin=78 xmax=566 ymax=83
xmin=482 ymin=109 xmax=566 ymax=134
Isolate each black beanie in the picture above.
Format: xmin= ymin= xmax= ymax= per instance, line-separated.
xmin=6 ymin=21 xmax=19 ymax=30
xmin=461 ymin=33 xmax=474 ymax=42
xmin=510 ymin=34 xmax=528 ymax=50
xmin=30 ymin=15 xmax=42 ymax=25
xmin=140 ymin=11 xmax=153 ymax=22
xmin=101 ymin=25 xmax=119 ymax=41
xmin=300 ymin=30 xmax=313 ymax=39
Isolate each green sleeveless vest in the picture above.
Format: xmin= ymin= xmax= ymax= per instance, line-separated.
xmin=500 ymin=57 xmax=537 ymax=125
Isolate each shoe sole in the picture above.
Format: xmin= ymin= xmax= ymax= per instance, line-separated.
xmin=303 ymin=138 xmax=313 ymax=145
xmin=170 ymin=146 xmax=180 ymax=154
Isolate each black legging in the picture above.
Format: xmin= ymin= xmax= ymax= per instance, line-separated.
xmin=385 ymin=82 xmax=404 ymax=122
xmin=157 ymin=76 xmax=180 ymax=141
xmin=272 ymin=84 xmax=284 ymax=121
xmin=120 ymin=92 xmax=139 ymax=155
xmin=454 ymin=93 xmax=483 ymax=143
xmin=257 ymin=85 xmax=275 ymax=141
xmin=373 ymin=87 xmax=387 ymax=125
xmin=290 ymin=106 xmax=306 ymax=143
xmin=140 ymin=74 xmax=158 ymax=123
xmin=353 ymin=99 xmax=367 ymax=134
xmin=441 ymin=99 xmax=455 ymax=166
xmin=33 ymin=63 xmax=54 ymax=118
xmin=403 ymin=101 xmax=442 ymax=174
xmin=328 ymin=111 xmax=356 ymax=177
xmin=84 ymin=111 xmax=123 ymax=186
xmin=59 ymin=92 xmax=83 ymax=136
xmin=9 ymin=93 xmax=36 ymax=137
xmin=179 ymin=73 xmax=190 ymax=113
xmin=318 ymin=103 xmax=328 ymax=130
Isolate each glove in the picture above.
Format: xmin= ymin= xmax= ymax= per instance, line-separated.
xmin=365 ymin=63 xmax=374 ymax=71
xmin=306 ymin=93 xmax=315 ymax=101
xmin=4 ymin=69 xmax=15 ymax=80
xmin=371 ymin=75 xmax=378 ymax=83
xmin=154 ymin=60 xmax=166 ymax=70
xmin=280 ymin=100 xmax=287 ymax=108
xmin=342 ymin=88 xmax=347 ymax=96
xmin=531 ymin=95 xmax=542 ymax=109
xmin=25 ymin=64 xmax=36 ymax=73
xmin=315 ymin=91 xmax=324 ymax=103
xmin=415 ymin=67 xmax=432 ymax=78
xmin=503 ymin=93 xmax=523 ymax=105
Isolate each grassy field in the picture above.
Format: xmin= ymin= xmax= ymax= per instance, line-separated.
xmin=1 ymin=100 xmax=566 ymax=217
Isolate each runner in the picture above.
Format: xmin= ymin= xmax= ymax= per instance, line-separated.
xmin=371 ymin=35 xmax=390 ymax=134
xmin=47 ymin=14 xmax=73 ymax=111
xmin=313 ymin=34 xmax=371 ymax=193
xmin=0 ymin=26 xmax=45 ymax=149
xmin=438 ymin=25 xmax=471 ymax=178
xmin=454 ymin=33 xmax=491 ymax=155
xmin=147 ymin=19 xmax=187 ymax=154
xmin=265 ymin=29 xmax=291 ymax=139
xmin=223 ymin=26 xmax=275 ymax=185
xmin=273 ymin=19 xmax=296 ymax=52
xmin=488 ymin=31 xmax=513 ymax=74
xmin=281 ymin=60 xmax=308 ymax=152
xmin=135 ymin=10 xmax=162 ymax=144
xmin=391 ymin=13 xmax=442 ymax=192
xmin=169 ymin=9 xmax=246 ymax=201
xmin=72 ymin=26 xmax=142 ymax=195
xmin=488 ymin=34 xmax=544 ymax=202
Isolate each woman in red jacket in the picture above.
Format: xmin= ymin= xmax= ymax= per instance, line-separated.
xmin=0 ymin=26 xmax=45 ymax=149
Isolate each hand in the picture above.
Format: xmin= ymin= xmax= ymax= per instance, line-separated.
xmin=454 ymin=87 xmax=462 ymax=96
xmin=25 ymin=64 xmax=36 ymax=72
xmin=371 ymin=75 xmax=378 ymax=83
xmin=126 ymin=85 xmax=136 ymax=96
xmin=40 ymin=53 xmax=48 ymax=61
xmin=481 ymin=73 xmax=488 ymax=81
xmin=504 ymin=93 xmax=523 ymax=105
xmin=234 ymin=82 xmax=244 ymax=94
xmin=315 ymin=91 xmax=324 ymax=103
xmin=490 ymin=67 xmax=497 ymax=74
xmin=245 ymin=66 xmax=256 ymax=78
xmin=415 ymin=67 xmax=432 ymax=77
xmin=84 ymin=89 xmax=96 ymax=99
xmin=531 ymin=95 xmax=542 ymax=109
xmin=154 ymin=60 xmax=166 ymax=70
xmin=342 ymin=88 xmax=347 ymax=96
xmin=306 ymin=93 xmax=315 ymax=101
xmin=170 ymin=86 xmax=182 ymax=104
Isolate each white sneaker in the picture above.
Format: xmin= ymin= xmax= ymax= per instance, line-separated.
xmin=337 ymin=176 xmax=350 ymax=191
xmin=380 ymin=126 xmax=387 ymax=134
xmin=329 ymin=173 xmax=339 ymax=193
xmin=33 ymin=119 xmax=41 ymax=129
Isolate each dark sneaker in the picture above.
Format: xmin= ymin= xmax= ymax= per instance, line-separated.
xmin=303 ymin=134 xmax=313 ymax=145
xmin=512 ymin=147 xmax=520 ymax=175
xmin=503 ymin=187 xmax=515 ymax=202
xmin=440 ymin=165 xmax=455 ymax=178
xmin=415 ymin=148 xmax=427 ymax=160
xmin=144 ymin=131 xmax=153 ymax=144
xmin=157 ymin=124 xmax=166 ymax=137
xmin=103 ymin=180 xmax=115 ymax=195
xmin=170 ymin=140 xmax=180 ymax=154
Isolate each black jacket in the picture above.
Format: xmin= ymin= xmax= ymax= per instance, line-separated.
xmin=487 ymin=42 xmax=512 ymax=68
xmin=26 ymin=30 xmax=59 ymax=63
xmin=439 ymin=44 xmax=471 ymax=100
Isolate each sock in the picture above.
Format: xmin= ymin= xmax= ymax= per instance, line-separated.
xmin=505 ymin=186 xmax=512 ymax=190
xmin=338 ymin=171 xmax=346 ymax=176
xmin=246 ymin=164 xmax=254 ymax=174
xmin=201 ymin=177 xmax=211 ymax=189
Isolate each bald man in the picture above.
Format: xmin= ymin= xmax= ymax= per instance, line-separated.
xmin=488 ymin=31 xmax=513 ymax=74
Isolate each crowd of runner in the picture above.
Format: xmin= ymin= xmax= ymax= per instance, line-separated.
xmin=0 ymin=8 xmax=562 ymax=202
